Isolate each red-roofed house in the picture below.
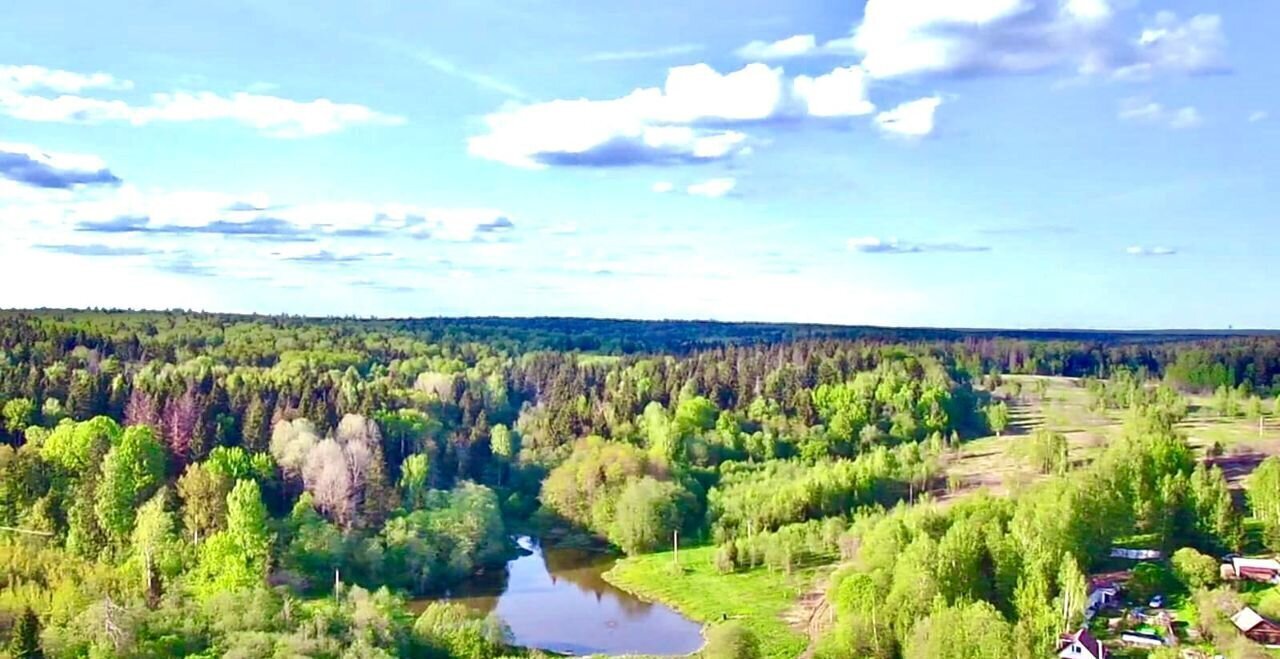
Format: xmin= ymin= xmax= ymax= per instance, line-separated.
xmin=1232 ymin=607 xmax=1280 ymax=646
xmin=1057 ymin=628 xmax=1107 ymax=659
xmin=1229 ymin=557 xmax=1280 ymax=584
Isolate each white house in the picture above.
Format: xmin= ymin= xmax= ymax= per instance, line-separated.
xmin=1229 ymin=557 xmax=1280 ymax=584
xmin=1057 ymin=628 xmax=1107 ymax=659
xmin=1085 ymin=579 xmax=1119 ymax=620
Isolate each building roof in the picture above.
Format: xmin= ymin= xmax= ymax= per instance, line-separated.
xmin=1060 ymin=627 xmax=1105 ymax=658
xmin=1233 ymin=557 xmax=1280 ymax=572
xmin=1233 ymin=607 xmax=1266 ymax=632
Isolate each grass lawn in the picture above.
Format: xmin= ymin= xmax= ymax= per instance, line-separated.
xmin=603 ymin=545 xmax=818 ymax=658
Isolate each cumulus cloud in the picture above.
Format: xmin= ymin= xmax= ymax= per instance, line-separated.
xmin=468 ymin=62 xmax=874 ymax=168
xmin=848 ymin=236 xmax=989 ymax=254
xmin=686 ymin=177 xmax=737 ymax=198
xmin=740 ymin=2 xmax=1226 ymax=81
xmin=1118 ymin=98 xmax=1202 ymax=129
xmin=1126 ymin=245 xmax=1177 ymax=256
xmin=651 ymin=181 xmax=675 ymax=193
xmin=0 ymin=63 xmax=405 ymax=138
xmin=0 ymin=143 xmax=121 ymax=189
xmin=874 ymin=96 xmax=942 ymax=138
xmin=1250 ymin=111 xmax=1269 ymax=123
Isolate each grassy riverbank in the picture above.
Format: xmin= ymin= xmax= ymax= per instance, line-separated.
xmin=604 ymin=545 xmax=820 ymax=658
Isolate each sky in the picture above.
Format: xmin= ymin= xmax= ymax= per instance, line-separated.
xmin=1 ymin=0 xmax=1276 ymax=329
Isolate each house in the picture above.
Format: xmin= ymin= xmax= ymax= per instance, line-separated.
xmin=1085 ymin=579 xmax=1119 ymax=620
xmin=1228 ymin=557 xmax=1280 ymax=584
xmin=1231 ymin=607 xmax=1280 ymax=646
xmin=1057 ymin=628 xmax=1107 ymax=659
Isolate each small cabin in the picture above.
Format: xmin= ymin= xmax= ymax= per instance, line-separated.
xmin=1232 ymin=607 xmax=1280 ymax=646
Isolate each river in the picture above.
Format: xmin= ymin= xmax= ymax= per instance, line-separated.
xmin=411 ymin=536 xmax=704 ymax=656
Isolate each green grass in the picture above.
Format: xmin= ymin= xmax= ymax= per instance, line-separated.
xmin=604 ymin=545 xmax=816 ymax=659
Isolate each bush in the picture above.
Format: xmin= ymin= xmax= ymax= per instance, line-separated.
xmin=1171 ymin=547 xmax=1219 ymax=590
xmin=703 ymin=622 xmax=761 ymax=659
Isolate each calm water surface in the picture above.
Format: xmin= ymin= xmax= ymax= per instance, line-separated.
xmin=412 ymin=536 xmax=703 ymax=656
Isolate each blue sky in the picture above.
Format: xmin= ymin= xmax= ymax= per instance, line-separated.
xmin=1 ymin=0 xmax=1276 ymax=328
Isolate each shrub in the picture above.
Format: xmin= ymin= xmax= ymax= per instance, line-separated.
xmin=703 ymin=622 xmax=761 ymax=659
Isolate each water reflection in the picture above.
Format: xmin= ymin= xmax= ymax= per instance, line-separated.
xmin=414 ymin=536 xmax=703 ymax=656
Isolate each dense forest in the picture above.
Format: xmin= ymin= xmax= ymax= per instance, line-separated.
xmin=1 ymin=310 xmax=1279 ymax=657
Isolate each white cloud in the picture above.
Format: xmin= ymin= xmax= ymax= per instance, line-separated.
xmin=735 ymin=35 xmax=821 ymax=60
xmin=1249 ymin=111 xmax=1269 ymax=123
xmin=874 ymin=96 xmax=942 ymax=138
xmin=1126 ymin=245 xmax=1177 ymax=256
xmin=1118 ymin=98 xmax=1202 ymax=129
xmin=1112 ymin=12 xmax=1227 ymax=80
xmin=0 ymin=64 xmax=132 ymax=93
xmin=848 ymin=235 xmax=990 ymax=254
xmin=584 ymin=44 xmax=704 ymax=62
xmin=686 ymin=177 xmax=737 ymax=198
xmin=651 ymin=181 xmax=675 ymax=193
xmin=468 ymin=62 xmax=874 ymax=169
xmin=0 ymin=63 xmax=405 ymax=138
xmin=747 ymin=2 xmax=1225 ymax=81
xmin=792 ymin=66 xmax=875 ymax=117
xmin=0 ymin=142 xmax=121 ymax=189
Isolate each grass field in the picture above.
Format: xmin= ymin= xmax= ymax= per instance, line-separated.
xmin=604 ymin=545 xmax=816 ymax=658
xmin=941 ymin=375 xmax=1280 ymax=499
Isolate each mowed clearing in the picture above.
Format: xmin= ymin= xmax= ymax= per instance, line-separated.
xmin=940 ymin=375 xmax=1280 ymax=500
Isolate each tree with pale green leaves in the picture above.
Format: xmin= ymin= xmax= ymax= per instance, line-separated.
xmin=2 ymin=397 xmax=35 ymax=441
xmin=986 ymin=401 xmax=1010 ymax=437
xmin=95 ymin=425 xmax=166 ymax=545
xmin=177 ymin=462 xmax=229 ymax=543
xmin=610 ymin=476 xmax=689 ymax=555
xmin=904 ymin=600 xmax=1013 ymax=659
xmin=192 ymin=479 xmax=272 ymax=597
xmin=399 ymin=453 xmax=430 ymax=509
xmin=132 ymin=488 xmax=178 ymax=598
xmin=1248 ymin=456 xmax=1280 ymax=551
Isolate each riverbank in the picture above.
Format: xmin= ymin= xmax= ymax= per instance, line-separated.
xmin=603 ymin=545 xmax=822 ymax=658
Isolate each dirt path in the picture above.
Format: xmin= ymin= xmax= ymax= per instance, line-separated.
xmin=782 ymin=562 xmax=847 ymax=659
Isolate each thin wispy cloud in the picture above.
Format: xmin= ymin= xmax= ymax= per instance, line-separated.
xmin=848 ymin=237 xmax=990 ymax=254
xmin=583 ymin=44 xmax=703 ymax=62
xmin=35 ymin=243 xmax=158 ymax=257
xmin=0 ymin=64 xmax=404 ymax=138
xmin=366 ymin=37 xmax=528 ymax=100
xmin=1126 ymin=245 xmax=1177 ymax=256
xmin=1118 ymin=98 xmax=1202 ymax=129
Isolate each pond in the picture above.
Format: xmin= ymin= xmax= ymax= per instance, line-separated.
xmin=411 ymin=536 xmax=704 ymax=656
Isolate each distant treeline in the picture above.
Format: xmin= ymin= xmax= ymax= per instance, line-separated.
xmin=1 ymin=309 xmax=1278 ymax=391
